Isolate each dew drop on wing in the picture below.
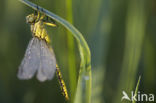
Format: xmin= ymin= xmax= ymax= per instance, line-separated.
xmin=17 ymin=37 xmax=40 ymax=80
xmin=37 ymin=40 xmax=56 ymax=82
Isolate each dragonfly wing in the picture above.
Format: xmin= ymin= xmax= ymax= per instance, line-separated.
xmin=37 ymin=40 xmax=56 ymax=82
xmin=18 ymin=37 xmax=40 ymax=79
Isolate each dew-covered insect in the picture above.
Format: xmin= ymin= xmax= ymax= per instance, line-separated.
xmin=17 ymin=11 xmax=69 ymax=99
xmin=17 ymin=4 xmax=69 ymax=100
xmin=17 ymin=11 xmax=57 ymax=82
xmin=18 ymin=10 xmax=69 ymax=99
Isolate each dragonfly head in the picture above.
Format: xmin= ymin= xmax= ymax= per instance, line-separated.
xmin=26 ymin=14 xmax=37 ymax=24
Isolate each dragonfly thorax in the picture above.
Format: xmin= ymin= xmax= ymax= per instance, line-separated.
xmin=30 ymin=20 xmax=51 ymax=43
xmin=26 ymin=13 xmax=50 ymax=43
xmin=26 ymin=12 xmax=56 ymax=44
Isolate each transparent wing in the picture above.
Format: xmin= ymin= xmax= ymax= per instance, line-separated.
xmin=17 ymin=37 xmax=40 ymax=79
xmin=37 ymin=40 xmax=56 ymax=82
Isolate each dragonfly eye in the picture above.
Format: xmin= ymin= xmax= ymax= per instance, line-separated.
xmin=26 ymin=14 xmax=36 ymax=24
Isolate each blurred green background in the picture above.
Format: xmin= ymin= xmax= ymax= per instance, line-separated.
xmin=0 ymin=0 xmax=155 ymax=103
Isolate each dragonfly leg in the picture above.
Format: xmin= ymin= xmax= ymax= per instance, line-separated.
xmin=43 ymin=22 xmax=56 ymax=27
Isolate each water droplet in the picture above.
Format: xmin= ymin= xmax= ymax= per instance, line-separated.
xmin=84 ymin=76 xmax=89 ymax=80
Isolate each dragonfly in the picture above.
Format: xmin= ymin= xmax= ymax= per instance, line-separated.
xmin=17 ymin=10 xmax=69 ymax=100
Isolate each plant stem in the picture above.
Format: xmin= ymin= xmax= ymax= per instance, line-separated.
xmin=65 ymin=0 xmax=77 ymax=102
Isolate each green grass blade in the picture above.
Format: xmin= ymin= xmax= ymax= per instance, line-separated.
xmin=19 ymin=0 xmax=92 ymax=103
xmin=65 ymin=0 xmax=77 ymax=102
xmin=132 ymin=76 xmax=141 ymax=103
xmin=113 ymin=0 xmax=146 ymax=103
